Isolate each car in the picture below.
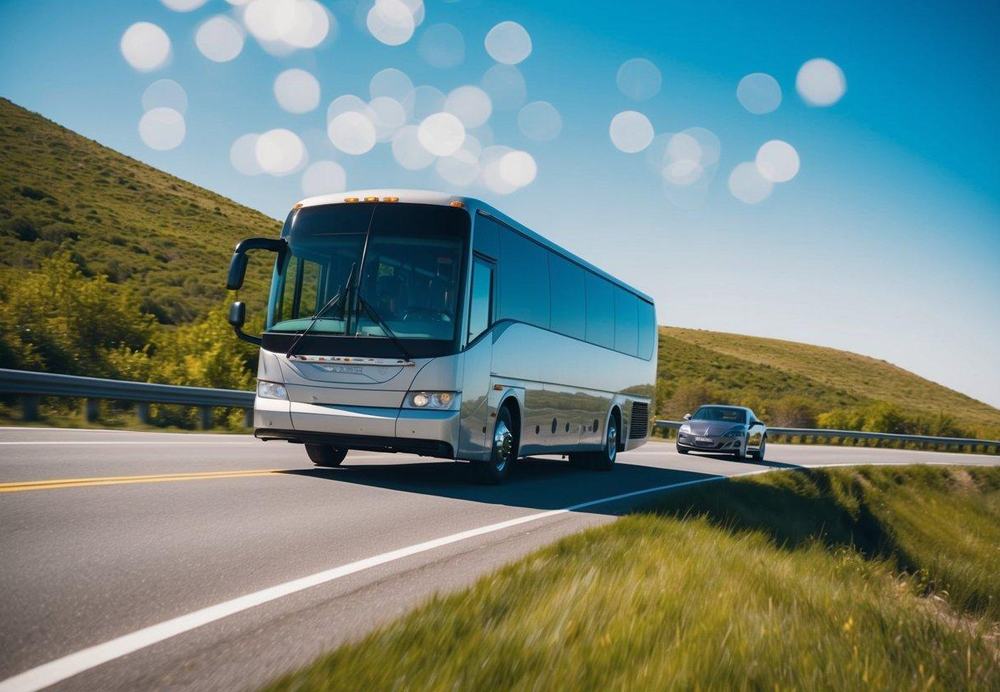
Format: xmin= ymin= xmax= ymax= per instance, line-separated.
xmin=675 ymin=405 xmax=767 ymax=460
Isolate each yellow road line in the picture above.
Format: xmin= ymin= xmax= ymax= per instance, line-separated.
xmin=0 ymin=469 xmax=291 ymax=493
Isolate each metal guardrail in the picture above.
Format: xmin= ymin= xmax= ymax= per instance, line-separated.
xmin=0 ymin=368 xmax=254 ymax=428
xmin=655 ymin=420 xmax=1000 ymax=454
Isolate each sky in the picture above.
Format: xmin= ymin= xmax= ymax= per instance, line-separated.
xmin=1 ymin=0 xmax=999 ymax=408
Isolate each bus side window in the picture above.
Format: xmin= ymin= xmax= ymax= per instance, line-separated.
xmin=468 ymin=257 xmax=494 ymax=344
xmin=637 ymin=299 xmax=656 ymax=360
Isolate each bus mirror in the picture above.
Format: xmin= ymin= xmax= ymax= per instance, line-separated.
xmin=227 ymin=237 xmax=287 ymax=290
xmin=228 ymin=301 xmax=246 ymax=328
xmin=227 ymin=253 xmax=249 ymax=290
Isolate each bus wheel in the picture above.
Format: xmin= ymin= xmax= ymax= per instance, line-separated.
xmin=471 ymin=407 xmax=515 ymax=484
xmin=568 ymin=452 xmax=592 ymax=469
xmin=306 ymin=444 xmax=348 ymax=467
xmin=591 ymin=415 xmax=619 ymax=472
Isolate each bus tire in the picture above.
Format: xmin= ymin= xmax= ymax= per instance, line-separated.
xmin=471 ymin=406 xmax=516 ymax=484
xmin=306 ymin=444 xmax=348 ymax=467
xmin=591 ymin=412 xmax=620 ymax=472
xmin=568 ymin=452 xmax=592 ymax=470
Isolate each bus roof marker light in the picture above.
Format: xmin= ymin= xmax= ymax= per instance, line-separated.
xmin=382 ymin=196 xmax=399 ymax=202
xmin=344 ymin=197 xmax=360 ymax=203
xmin=364 ymin=196 xmax=378 ymax=202
xmin=449 ymin=200 xmax=466 ymax=208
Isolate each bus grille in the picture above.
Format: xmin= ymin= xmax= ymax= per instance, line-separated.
xmin=629 ymin=402 xmax=649 ymax=439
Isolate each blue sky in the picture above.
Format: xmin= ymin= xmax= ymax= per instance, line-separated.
xmin=1 ymin=0 xmax=999 ymax=408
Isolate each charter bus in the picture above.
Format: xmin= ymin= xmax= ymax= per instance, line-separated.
xmin=226 ymin=190 xmax=657 ymax=483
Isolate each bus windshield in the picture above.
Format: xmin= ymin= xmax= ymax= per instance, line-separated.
xmin=269 ymin=203 xmax=469 ymax=342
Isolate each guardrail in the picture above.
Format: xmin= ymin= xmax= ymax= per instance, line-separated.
xmin=655 ymin=420 xmax=1000 ymax=454
xmin=0 ymin=368 xmax=254 ymax=429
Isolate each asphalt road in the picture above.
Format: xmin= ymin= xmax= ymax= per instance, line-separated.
xmin=1 ymin=427 xmax=998 ymax=692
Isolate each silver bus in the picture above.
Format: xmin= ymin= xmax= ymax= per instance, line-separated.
xmin=226 ymin=190 xmax=657 ymax=483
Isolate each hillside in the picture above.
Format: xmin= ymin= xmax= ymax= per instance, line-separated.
xmin=0 ymin=98 xmax=276 ymax=323
xmin=658 ymin=326 xmax=1000 ymax=438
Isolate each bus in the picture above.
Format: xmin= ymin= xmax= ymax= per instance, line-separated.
xmin=225 ymin=190 xmax=657 ymax=484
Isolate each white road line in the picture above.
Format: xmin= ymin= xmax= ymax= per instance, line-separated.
xmin=0 ymin=474 xmax=723 ymax=692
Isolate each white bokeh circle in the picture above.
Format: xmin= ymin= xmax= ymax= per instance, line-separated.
xmin=796 ymin=58 xmax=846 ymax=106
xmin=139 ymin=108 xmax=185 ymax=150
xmin=121 ymin=22 xmax=171 ymax=72
xmin=616 ymin=58 xmax=662 ymax=101
xmin=274 ymin=68 xmax=321 ymax=113
xmin=418 ymin=112 xmax=466 ymax=156
xmin=196 ymin=15 xmax=245 ymax=62
xmin=301 ymin=160 xmax=347 ymax=197
xmin=755 ymin=140 xmax=800 ymax=182
xmin=609 ymin=111 xmax=654 ymax=153
xmin=484 ymin=21 xmax=531 ymax=65
xmin=737 ymin=72 xmax=782 ymax=114
xmin=328 ymin=111 xmax=377 ymax=155
xmin=728 ymin=162 xmax=773 ymax=204
xmin=444 ymin=85 xmax=492 ymax=128
xmin=230 ymin=134 xmax=263 ymax=175
xmin=255 ymin=128 xmax=306 ymax=175
xmin=517 ymin=101 xmax=562 ymax=141
xmin=141 ymin=80 xmax=187 ymax=114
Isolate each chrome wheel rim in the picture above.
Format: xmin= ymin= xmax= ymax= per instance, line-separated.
xmin=606 ymin=421 xmax=617 ymax=462
xmin=493 ymin=420 xmax=513 ymax=471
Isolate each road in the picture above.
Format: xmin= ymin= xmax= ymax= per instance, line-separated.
xmin=1 ymin=427 xmax=997 ymax=692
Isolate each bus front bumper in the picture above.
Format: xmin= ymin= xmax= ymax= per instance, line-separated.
xmin=253 ymin=396 xmax=459 ymax=459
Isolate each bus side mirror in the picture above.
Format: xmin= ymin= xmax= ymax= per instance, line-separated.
xmin=228 ymin=301 xmax=246 ymax=328
xmin=228 ymin=301 xmax=261 ymax=345
xmin=227 ymin=237 xmax=287 ymax=290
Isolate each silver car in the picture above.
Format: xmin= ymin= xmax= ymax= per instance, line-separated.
xmin=676 ymin=405 xmax=767 ymax=460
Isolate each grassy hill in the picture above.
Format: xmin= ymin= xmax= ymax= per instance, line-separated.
xmin=0 ymin=97 xmax=276 ymax=323
xmin=657 ymin=326 xmax=1000 ymax=438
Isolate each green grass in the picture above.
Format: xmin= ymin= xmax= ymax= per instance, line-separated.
xmin=266 ymin=466 xmax=1000 ymax=691
xmin=661 ymin=326 xmax=1000 ymax=436
xmin=0 ymin=97 xmax=277 ymax=324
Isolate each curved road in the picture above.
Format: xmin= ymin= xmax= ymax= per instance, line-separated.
xmin=1 ymin=427 xmax=997 ymax=692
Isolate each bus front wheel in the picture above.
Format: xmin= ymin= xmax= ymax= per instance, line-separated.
xmin=471 ymin=407 xmax=516 ymax=484
xmin=306 ymin=444 xmax=348 ymax=467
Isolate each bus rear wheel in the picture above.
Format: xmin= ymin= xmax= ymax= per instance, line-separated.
xmin=570 ymin=415 xmax=619 ymax=472
xmin=471 ymin=406 xmax=516 ymax=484
xmin=306 ymin=444 xmax=348 ymax=467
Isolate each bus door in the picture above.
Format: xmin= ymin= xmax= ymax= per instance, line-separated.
xmin=458 ymin=254 xmax=495 ymax=460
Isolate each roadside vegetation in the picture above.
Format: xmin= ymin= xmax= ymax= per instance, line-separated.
xmin=2 ymin=98 xmax=999 ymax=440
xmin=267 ymin=466 xmax=1000 ymax=691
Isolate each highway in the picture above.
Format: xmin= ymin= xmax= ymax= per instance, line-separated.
xmin=1 ymin=427 xmax=998 ymax=692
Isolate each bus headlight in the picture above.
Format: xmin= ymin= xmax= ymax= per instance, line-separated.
xmin=405 ymin=391 xmax=459 ymax=409
xmin=257 ymin=380 xmax=288 ymax=400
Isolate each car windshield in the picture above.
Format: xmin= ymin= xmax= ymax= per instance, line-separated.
xmin=691 ymin=406 xmax=747 ymax=423
xmin=268 ymin=203 xmax=469 ymax=342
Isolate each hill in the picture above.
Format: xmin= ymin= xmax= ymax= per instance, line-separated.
xmin=658 ymin=326 xmax=1000 ymax=438
xmin=0 ymin=97 xmax=276 ymax=324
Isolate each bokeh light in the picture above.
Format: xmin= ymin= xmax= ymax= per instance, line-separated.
xmin=161 ymin=0 xmax=208 ymax=10
xmin=230 ymin=134 xmax=263 ymax=175
xmin=392 ymin=125 xmax=435 ymax=170
xmin=195 ymin=15 xmax=245 ymax=62
xmin=369 ymin=96 xmax=406 ymax=141
xmin=737 ymin=73 xmax=781 ymax=114
xmin=255 ymin=128 xmax=306 ymax=175
xmin=480 ymin=145 xmax=517 ymax=194
xmin=499 ymin=150 xmax=537 ymax=187
xmin=327 ymin=94 xmax=370 ymax=122
xmin=728 ymin=162 xmax=773 ymax=204
xmin=139 ymin=107 xmax=185 ymax=150
xmin=243 ymin=0 xmax=332 ymax=50
xmin=418 ymin=112 xmax=466 ymax=156
xmin=796 ymin=58 xmax=846 ymax=106
xmin=121 ymin=22 xmax=171 ymax=72
xmin=366 ymin=0 xmax=416 ymax=46
xmin=609 ymin=111 xmax=654 ymax=153
xmin=436 ymin=145 xmax=479 ymax=186
xmin=517 ymin=101 xmax=561 ymax=141
xmin=274 ymin=68 xmax=320 ymax=113
xmin=484 ymin=21 xmax=532 ymax=65
xmin=418 ymin=23 xmax=464 ymax=68
xmin=403 ymin=85 xmax=446 ymax=122
xmin=616 ymin=58 xmax=661 ymax=101
xmin=301 ymin=160 xmax=347 ymax=197
xmin=444 ymin=86 xmax=492 ymax=128
xmin=328 ymin=111 xmax=377 ymax=155
xmin=755 ymin=140 xmax=800 ymax=182
xmin=141 ymin=80 xmax=187 ymax=114
xmin=369 ymin=68 xmax=413 ymax=103
xmin=480 ymin=64 xmax=526 ymax=111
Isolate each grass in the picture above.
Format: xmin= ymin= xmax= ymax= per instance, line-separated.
xmin=0 ymin=97 xmax=277 ymax=324
xmin=266 ymin=466 xmax=1000 ymax=691
xmin=661 ymin=326 xmax=1000 ymax=436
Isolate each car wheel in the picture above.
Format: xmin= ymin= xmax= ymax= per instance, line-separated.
xmin=732 ymin=439 xmax=746 ymax=461
xmin=306 ymin=444 xmax=348 ymax=467
xmin=751 ymin=435 xmax=767 ymax=461
xmin=471 ymin=406 xmax=516 ymax=484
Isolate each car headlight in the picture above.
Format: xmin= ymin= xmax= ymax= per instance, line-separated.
xmin=723 ymin=427 xmax=745 ymax=438
xmin=679 ymin=424 xmax=691 ymax=433
xmin=405 ymin=391 xmax=459 ymax=409
xmin=257 ymin=380 xmax=288 ymax=400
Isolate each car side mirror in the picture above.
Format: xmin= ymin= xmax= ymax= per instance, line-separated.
xmin=683 ymin=413 xmax=691 ymax=421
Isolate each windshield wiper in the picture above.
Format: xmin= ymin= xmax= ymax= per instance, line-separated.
xmin=286 ymin=262 xmax=355 ymax=358
xmin=357 ymin=294 xmax=412 ymax=362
